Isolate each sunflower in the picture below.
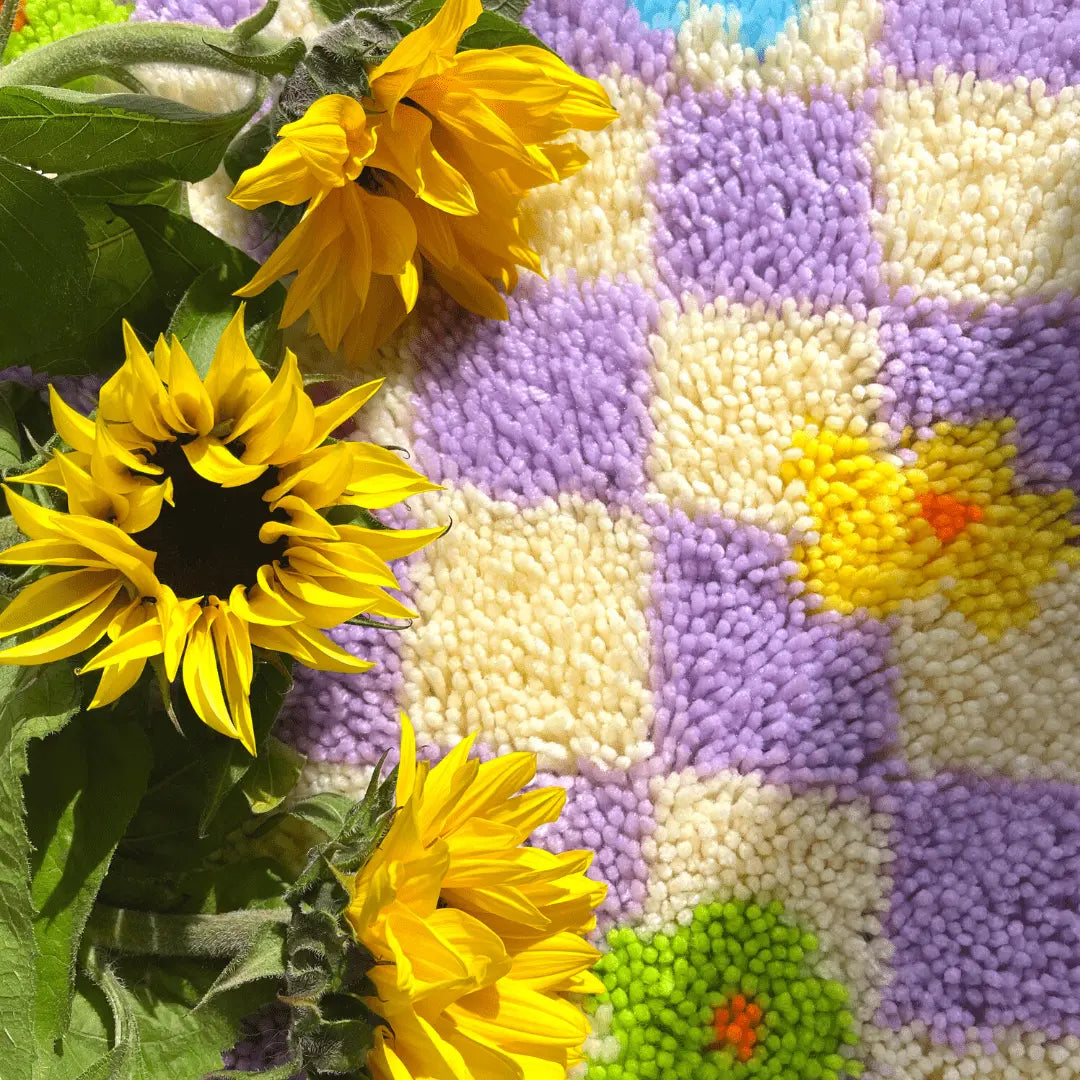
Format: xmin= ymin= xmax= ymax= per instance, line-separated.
xmin=228 ymin=0 xmax=617 ymax=363
xmin=0 ymin=310 xmax=442 ymax=752
xmin=345 ymin=715 xmax=606 ymax=1080
xmin=230 ymin=95 xmax=422 ymax=361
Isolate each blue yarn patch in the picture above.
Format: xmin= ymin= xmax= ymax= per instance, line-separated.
xmin=634 ymin=0 xmax=800 ymax=52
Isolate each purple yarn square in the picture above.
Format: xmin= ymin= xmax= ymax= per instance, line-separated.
xmin=132 ymin=0 xmax=261 ymax=26
xmin=411 ymin=277 xmax=657 ymax=505
xmin=275 ymin=590 xmax=410 ymax=767
xmin=879 ymin=0 xmax=1080 ymax=91
xmin=653 ymin=85 xmax=881 ymax=308
xmin=524 ymin=0 xmax=674 ymax=89
xmin=880 ymin=776 xmax=1080 ymax=1043
xmin=648 ymin=504 xmax=900 ymax=786
xmin=878 ymin=294 xmax=1080 ymax=495
xmin=532 ymin=768 xmax=654 ymax=924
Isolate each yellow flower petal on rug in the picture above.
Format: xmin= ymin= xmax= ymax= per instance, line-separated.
xmin=782 ymin=420 xmax=1080 ymax=638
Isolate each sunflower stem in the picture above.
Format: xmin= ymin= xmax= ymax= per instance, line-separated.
xmin=85 ymin=905 xmax=290 ymax=958
xmin=0 ymin=0 xmax=20 ymax=59
xmin=0 ymin=21 xmax=277 ymax=87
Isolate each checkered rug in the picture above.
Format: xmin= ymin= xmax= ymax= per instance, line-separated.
xmin=133 ymin=0 xmax=1080 ymax=1074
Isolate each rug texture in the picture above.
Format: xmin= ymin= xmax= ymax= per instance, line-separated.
xmin=47 ymin=0 xmax=1080 ymax=1074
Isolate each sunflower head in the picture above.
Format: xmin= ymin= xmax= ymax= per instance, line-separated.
xmin=343 ymin=715 xmax=606 ymax=1080
xmin=227 ymin=0 xmax=618 ymax=364
xmin=0 ymin=309 xmax=443 ymax=753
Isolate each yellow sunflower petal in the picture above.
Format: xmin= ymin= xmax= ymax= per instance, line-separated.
xmin=119 ymin=323 xmax=178 ymax=441
xmin=120 ymin=480 xmax=170 ymax=534
xmin=182 ymin=610 xmax=237 ymax=738
xmin=308 ymin=379 xmax=384 ymax=450
xmin=266 ymin=443 xmax=356 ymax=509
xmin=396 ymin=712 xmax=419 ymax=805
xmin=48 ymin=386 xmax=96 ymax=454
xmin=284 ymin=541 xmax=400 ymax=588
xmin=368 ymin=0 xmax=482 ymax=114
xmin=448 ymin=979 xmax=589 ymax=1049
xmin=9 ymin=455 xmax=66 ymax=490
xmin=227 ymin=567 xmax=302 ymax=627
xmin=258 ymin=495 xmax=339 ymax=544
xmin=78 ymin=613 xmax=164 ymax=672
xmin=204 ymin=305 xmax=272 ymax=424
xmin=0 ymin=582 xmax=123 ymax=665
xmin=334 ymin=524 xmax=445 ymax=562
xmin=156 ymin=586 xmax=202 ymax=680
xmin=248 ymin=621 xmax=375 ymax=674
xmin=183 ymin=438 xmax=268 ymax=488
xmin=443 ymin=752 xmax=539 ymax=831
xmin=211 ymin=607 xmax=256 ymax=754
xmin=506 ymin=932 xmax=603 ymax=991
xmin=55 ymin=454 xmax=118 ymax=522
xmin=0 ymin=537 xmax=110 ymax=569
xmin=231 ymin=350 xmax=313 ymax=463
xmin=161 ymin=337 xmax=214 ymax=435
xmin=275 ymin=565 xmax=394 ymax=609
xmin=369 ymin=1029 xmax=414 ymax=1080
xmin=367 ymin=108 xmax=477 ymax=216
xmin=0 ymin=568 xmax=121 ymax=636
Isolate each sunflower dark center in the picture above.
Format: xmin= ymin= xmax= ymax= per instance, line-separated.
xmin=131 ymin=440 xmax=288 ymax=600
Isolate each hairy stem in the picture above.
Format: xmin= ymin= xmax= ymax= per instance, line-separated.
xmin=0 ymin=0 xmax=18 ymax=58
xmin=0 ymin=21 xmax=277 ymax=87
xmin=86 ymin=905 xmax=290 ymax=958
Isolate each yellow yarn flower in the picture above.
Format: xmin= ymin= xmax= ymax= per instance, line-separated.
xmin=228 ymin=0 xmax=617 ymax=363
xmin=782 ymin=419 xmax=1080 ymax=638
xmin=0 ymin=310 xmax=442 ymax=752
xmin=346 ymin=715 xmax=605 ymax=1080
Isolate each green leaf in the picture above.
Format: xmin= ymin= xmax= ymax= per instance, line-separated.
xmin=0 ymin=86 xmax=260 ymax=182
xmin=25 ymin=711 xmax=152 ymax=1053
xmin=197 ymin=659 xmax=294 ymax=836
xmin=110 ymin=660 xmax=293 ymax=886
xmin=166 ymin=268 xmax=246 ymax=377
xmin=106 ymin=957 xmax=276 ymax=1079
xmin=29 ymin=201 xmax=168 ymax=376
xmin=409 ymin=0 xmax=530 ymax=28
xmin=197 ymin=919 xmax=287 ymax=1007
xmin=0 ymin=156 xmax=90 ymax=369
xmin=325 ymin=504 xmax=394 ymax=530
xmin=223 ymin=112 xmax=275 ymax=184
xmin=0 ymin=386 xmax=22 ymax=470
xmin=285 ymin=792 xmax=354 ymax=839
xmin=207 ymin=37 xmax=307 ymax=78
xmin=57 ymin=168 xmax=184 ymax=209
xmin=242 ymin=737 xmax=305 ymax=815
xmin=0 ymin=664 xmax=82 ymax=1080
xmin=117 ymin=204 xmax=286 ymax=371
xmin=458 ymin=9 xmax=548 ymax=49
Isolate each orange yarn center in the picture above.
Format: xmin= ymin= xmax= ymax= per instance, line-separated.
xmin=917 ymin=492 xmax=983 ymax=543
xmin=712 ymin=994 xmax=763 ymax=1062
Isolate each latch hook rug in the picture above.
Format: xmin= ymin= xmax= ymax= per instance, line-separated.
xmin=46 ymin=0 xmax=1080 ymax=1073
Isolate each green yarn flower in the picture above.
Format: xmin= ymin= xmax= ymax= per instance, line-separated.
xmin=3 ymin=0 xmax=132 ymax=64
xmin=586 ymin=899 xmax=862 ymax=1080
